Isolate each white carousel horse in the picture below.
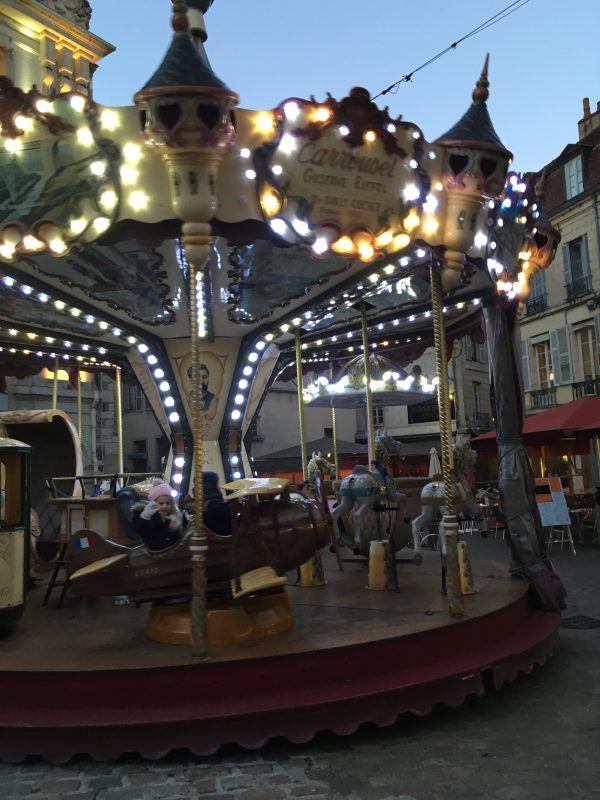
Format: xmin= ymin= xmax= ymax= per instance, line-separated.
xmin=306 ymin=452 xmax=335 ymax=495
xmin=331 ymin=435 xmax=419 ymax=561
xmin=411 ymin=444 xmax=486 ymax=565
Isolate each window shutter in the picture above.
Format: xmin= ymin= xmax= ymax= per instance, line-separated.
xmin=594 ymin=316 xmax=600 ymax=374
xmin=521 ymin=337 xmax=531 ymax=392
xmin=551 ymin=327 xmax=572 ymax=385
xmin=582 ymin=233 xmax=590 ymax=277
xmin=562 ymin=242 xmax=572 ymax=288
xmin=550 ymin=330 xmax=560 ymax=386
xmin=531 ymin=269 xmax=546 ymax=299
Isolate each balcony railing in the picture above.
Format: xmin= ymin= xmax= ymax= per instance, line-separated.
xmin=525 ymin=293 xmax=547 ymax=315
xmin=566 ymin=274 xmax=592 ymax=302
xmin=530 ymin=387 xmax=557 ymax=409
xmin=471 ymin=412 xmax=492 ymax=430
xmin=573 ymin=378 xmax=600 ymax=399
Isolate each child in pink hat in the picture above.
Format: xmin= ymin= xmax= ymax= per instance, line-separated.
xmin=131 ymin=479 xmax=185 ymax=551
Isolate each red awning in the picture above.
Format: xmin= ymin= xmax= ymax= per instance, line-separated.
xmin=472 ymin=396 xmax=600 ymax=448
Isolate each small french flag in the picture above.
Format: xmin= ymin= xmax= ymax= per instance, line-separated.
xmin=74 ymin=537 xmax=90 ymax=549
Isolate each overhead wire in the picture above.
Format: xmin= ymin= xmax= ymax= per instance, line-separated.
xmin=372 ymin=0 xmax=533 ymax=101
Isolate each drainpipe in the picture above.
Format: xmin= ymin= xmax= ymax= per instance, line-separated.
xmin=592 ymin=194 xmax=600 ymax=267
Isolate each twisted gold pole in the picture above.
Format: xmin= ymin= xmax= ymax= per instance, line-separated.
xmin=189 ymin=250 xmax=209 ymax=660
xmin=115 ymin=366 xmax=124 ymax=475
xmin=76 ymin=368 xmax=82 ymax=448
xmin=360 ymin=302 xmax=376 ymax=466
xmin=295 ymin=328 xmax=308 ymax=480
xmin=430 ymin=259 xmax=463 ymax=617
xmin=329 ymin=362 xmax=339 ymax=479
xmin=51 ymin=355 xmax=59 ymax=409
xmin=331 ymin=407 xmax=339 ymax=479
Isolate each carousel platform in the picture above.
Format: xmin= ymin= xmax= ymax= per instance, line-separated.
xmin=0 ymin=551 xmax=559 ymax=762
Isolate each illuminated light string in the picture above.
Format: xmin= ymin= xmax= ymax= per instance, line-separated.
xmin=244 ymin=100 xmax=429 ymax=264
xmin=220 ymin=290 xmax=484 ymax=477
xmin=0 ymin=265 xmax=189 ymax=490
xmin=302 ymin=371 xmax=437 ymax=404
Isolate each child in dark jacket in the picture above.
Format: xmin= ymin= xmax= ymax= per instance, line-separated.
xmin=131 ymin=480 xmax=185 ymax=552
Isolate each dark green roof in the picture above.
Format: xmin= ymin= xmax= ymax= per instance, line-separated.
xmin=436 ymin=99 xmax=509 ymax=153
xmin=140 ymin=33 xmax=231 ymax=93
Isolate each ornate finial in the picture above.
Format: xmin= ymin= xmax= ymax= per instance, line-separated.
xmin=472 ymin=54 xmax=490 ymax=103
xmin=535 ymin=169 xmax=547 ymax=202
xmin=172 ymin=0 xmax=189 ymax=35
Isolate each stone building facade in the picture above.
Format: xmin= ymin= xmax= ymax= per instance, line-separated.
xmin=520 ymin=97 xmax=600 ymax=489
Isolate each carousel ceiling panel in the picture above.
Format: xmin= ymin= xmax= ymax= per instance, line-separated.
xmin=12 ymin=239 xmax=179 ymax=326
xmin=0 ymin=280 xmax=102 ymax=338
xmin=220 ymin=240 xmax=359 ymax=324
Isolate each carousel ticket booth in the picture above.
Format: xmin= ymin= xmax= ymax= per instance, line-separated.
xmin=0 ymin=438 xmax=30 ymax=628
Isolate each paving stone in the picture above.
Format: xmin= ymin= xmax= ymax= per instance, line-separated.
xmin=88 ymin=776 xmax=124 ymax=790
xmin=38 ymin=779 xmax=82 ymax=793
xmin=0 ymin=785 xmax=39 ymax=797
xmin=237 ymin=789 xmax=287 ymax=800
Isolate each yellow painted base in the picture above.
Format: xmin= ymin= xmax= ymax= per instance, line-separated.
xmin=458 ymin=540 xmax=478 ymax=595
xmin=367 ymin=540 xmax=394 ymax=591
xmin=299 ymin=552 xmax=327 ymax=586
xmin=146 ymin=590 xmax=294 ymax=646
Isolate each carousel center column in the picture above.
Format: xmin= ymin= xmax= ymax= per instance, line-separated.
xmin=430 ymin=257 xmax=462 ymax=617
xmin=134 ymin=0 xmax=238 ymax=659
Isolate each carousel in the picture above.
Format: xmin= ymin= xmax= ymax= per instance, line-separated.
xmin=0 ymin=0 xmax=567 ymax=761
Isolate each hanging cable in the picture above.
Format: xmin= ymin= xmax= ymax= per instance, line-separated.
xmin=372 ymin=0 xmax=532 ymax=101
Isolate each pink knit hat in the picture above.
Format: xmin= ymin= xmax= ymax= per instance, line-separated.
xmin=148 ymin=479 xmax=174 ymax=502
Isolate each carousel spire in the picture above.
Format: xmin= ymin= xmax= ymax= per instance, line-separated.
xmin=435 ymin=54 xmax=510 ymax=156
xmin=433 ymin=56 xmax=513 ymax=290
xmin=136 ymin=0 xmax=232 ymax=95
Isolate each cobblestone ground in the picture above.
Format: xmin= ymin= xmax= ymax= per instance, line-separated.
xmin=2 ymin=537 xmax=600 ymax=800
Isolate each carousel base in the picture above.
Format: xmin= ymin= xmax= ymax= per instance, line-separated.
xmin=147 ymin=590 xmax=294 ymax=646
xmin=0 ymin=551 xmax=559 ymax=762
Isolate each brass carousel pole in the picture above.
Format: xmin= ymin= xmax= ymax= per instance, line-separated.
xmin=430 ymin=257 xmax=463 ymax=617
xmin=331 ymin=409 xmax=339 ymax=479
xmin=51 ymin=355 xmax=59 ymax=409
xmin=330 ymin=362 xmax=339 ymax=479
xmin=76 ymin=368 xmax=82 ymax=448
xmin=133 ymin=0 xmax=237 ymax=658
xmin=295 ymin=328 xmax=308 ymax=481
xmin=359 ymin=302 xmax=376 ymax=467
xmin=115 ymin=366 xmax=124 ymax=475
xmin=297 ymin=327 xmax=326 ymax=586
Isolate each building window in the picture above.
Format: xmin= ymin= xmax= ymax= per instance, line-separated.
xmin=578 ymin=327 xmax=598 ymax=380
xmin=466 ymin=338 xmax=487 ymax=363
xmin=564 ymin=155 xmax=583 ymax=200
xmin=123 ymin=385 xmax=146 ymax=413
xmin=473 ymin=382 xmax=481 ymax=415
xmin=372 ymin=406 xmax=384 ymax=426
xmin=130 ymin=439 xmax=147 ymax=472
xmin=526 ymin=270 xmax=547 ymax=314
xmin=564 ymin=235 xmax=591 ymax=301
xmin=533 ymin=341 xmax=553 ymax=389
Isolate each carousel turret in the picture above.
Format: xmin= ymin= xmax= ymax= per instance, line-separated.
xmin=134 ymin=0 xmax=239 ymax=659
xmin=434 ymin=55 xmax=513 ymax=291
xmin=133 ymin=0 xmax=238 ymax=270
xmin=516 ymin=171 xmax=561 ymax=309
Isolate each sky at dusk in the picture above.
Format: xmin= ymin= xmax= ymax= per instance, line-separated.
xmin=90 ymin=0 xmax=598 ymax=173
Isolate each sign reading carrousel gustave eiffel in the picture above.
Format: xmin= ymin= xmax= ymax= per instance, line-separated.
xmin=253 ymin=88 xmax=430 ymax=263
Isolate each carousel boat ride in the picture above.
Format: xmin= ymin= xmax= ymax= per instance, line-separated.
xmin=0 ymin=0 xmax=566 ymax=761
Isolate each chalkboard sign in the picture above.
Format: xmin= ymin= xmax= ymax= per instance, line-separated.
xmin=535 ymin=477 xmax=572 ymax=527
